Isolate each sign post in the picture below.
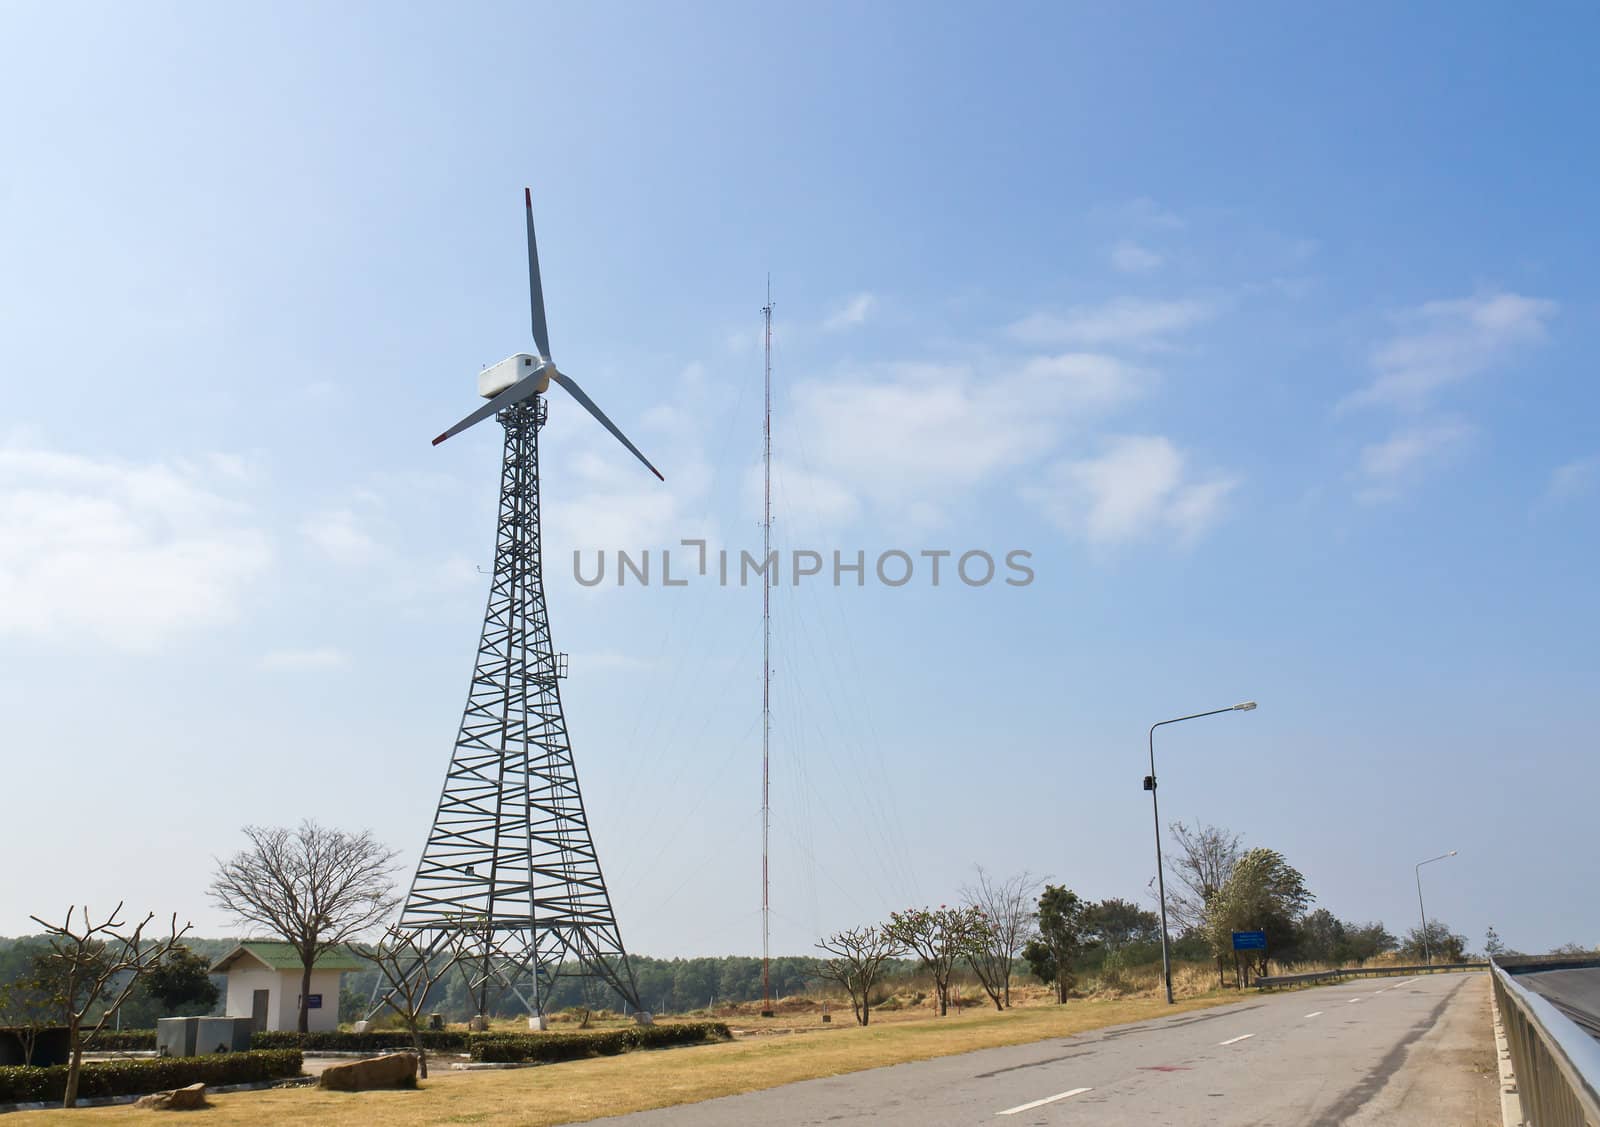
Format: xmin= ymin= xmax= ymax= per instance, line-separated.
xmin=1232 ymin=931 xmax=1267 ymax=988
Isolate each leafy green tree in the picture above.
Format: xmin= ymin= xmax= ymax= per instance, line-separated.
xmin=1338 ymin=921 xmax=1397 ymax=965
xmin=0 ymin=937 xmax=52 ymax=992
xmin=0 ymin=963 xmax=58 ymax=1066
xmin=1203 ymin=847 xmax=1313 ymax=983
xmin=338 ymin=983 xmax=368 ymax=1023
xmin=119 ymin=946 xmax=221 ymax=1026
xmin=1294 ymin=909 xmax=1346 ymax=965
xmin=1021 ymin=886 xmax=1088 ymax=1003
xmin=885 ymin=906 xmax=986 ymax=1016
xmin=141 ymin=946 xmax=220 ymax=1014
xmin=1085 ymin=898 xmax=1160 ymax=952
xmin=1400 ymin=920 xmax=1466 ymax=963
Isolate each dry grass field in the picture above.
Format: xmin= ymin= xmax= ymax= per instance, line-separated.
xmin=18 ymin=965 xmax=1240 ymax=1125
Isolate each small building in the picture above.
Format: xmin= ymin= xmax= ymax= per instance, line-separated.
xmin=210 ymin=940 xmax=365 ymax=1033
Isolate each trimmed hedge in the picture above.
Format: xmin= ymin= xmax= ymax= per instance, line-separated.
xmin=252 ymin=1029 xmax=472 ymax=1052
xmin=248 ymin=1023 xmax=731 ymax=1064
xmin=470 ymin=1022 xmax=731 ymax=1064
xmin=0 ymin=1048 xmax=302 ymax=1104
xmin=85 ymin=1030 xmax=158 ymax=1053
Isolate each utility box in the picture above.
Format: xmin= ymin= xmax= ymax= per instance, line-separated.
xmin=156 ymin=1017 xmax=200 ymax=1058
xmin=194 ymin=1016 xmax=254 ymax=1054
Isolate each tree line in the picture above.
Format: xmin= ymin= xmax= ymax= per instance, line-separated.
xmin=813 ymin=821 xmax=1495 ymax=1025
xmin=0 ymin=811 xmax=1535 ymax=1087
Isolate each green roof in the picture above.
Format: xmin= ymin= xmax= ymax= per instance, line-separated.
xmin=211 ymin=940 xmax=366 ymax=974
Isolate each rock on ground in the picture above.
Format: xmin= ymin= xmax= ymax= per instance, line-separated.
xmin=133 ymin=1083 xmax=207 ymax=1110
xmin=318 ymin=1052 xmax=419 ymax=1092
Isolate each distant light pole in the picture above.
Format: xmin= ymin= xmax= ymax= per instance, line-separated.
xmin=1415 ymin=850 xmax=1457 ymax=964
xmin=1146 ymin=700 xmax=1257 ymax=1005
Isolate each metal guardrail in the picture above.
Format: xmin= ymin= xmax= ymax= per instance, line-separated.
xmin=1255 ymin=962 xmax=1487 ymax=989
xmin=1254 ymin=969 xmax=1342 ymax=988
xmin=1492 ymin=960 xmax=1600 ymax=1127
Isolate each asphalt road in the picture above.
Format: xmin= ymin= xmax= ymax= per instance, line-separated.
xmin=1519 ymin=964 xmax=1600 ymax=1040
xmin=598 ymin=973 xmax=1497 ymax=1126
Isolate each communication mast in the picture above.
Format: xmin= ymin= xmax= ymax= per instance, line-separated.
xmin=760 ymin=278 xmax=774 ymax=1019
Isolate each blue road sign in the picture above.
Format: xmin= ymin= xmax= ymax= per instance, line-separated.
xmin=1232 ymin=930 xmax=1267 ymax=951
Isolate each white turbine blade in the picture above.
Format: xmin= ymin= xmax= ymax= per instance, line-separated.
xmin=549 ymin=372 xmax=664 ymax=481
xmin=525 ymin=188 xmax=551 ymax=361
xmin=432 ymin=372 xmax=543 ymax=446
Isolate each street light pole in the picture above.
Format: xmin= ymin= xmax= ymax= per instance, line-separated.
xmin=1147 ymin=700 xmax=1257 ymax=1005
xmin=1414 ymin=850 xmax=1457 ymax=965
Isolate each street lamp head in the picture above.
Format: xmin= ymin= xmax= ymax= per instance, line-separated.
xmin=1447 ymin=850 xmax=1458 ymax=857
xmin=1234 ymin=701 xmax=1258 ymax=711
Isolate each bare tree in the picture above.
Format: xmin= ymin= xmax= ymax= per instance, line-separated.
xmin=354 ymin=926 xmax=467 ymax=1079
xmin=1164 ymin=821 xmax=1242 ymax=933
xmin=884 ymin=906 xmax=985 ymax=1016
xmin=28 ymin=904 xmax=189 ymax=1108
xmin=815 ymin=926 xmax=904 ymax=1026
xmin=211 ymin=820 xmax=400 ymax=1033
xmin=962 ymin=868 xmax=1038 ymax=1010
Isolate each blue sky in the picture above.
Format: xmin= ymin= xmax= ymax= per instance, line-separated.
xmin=1 ymin=2 xmax=1595 ymax=958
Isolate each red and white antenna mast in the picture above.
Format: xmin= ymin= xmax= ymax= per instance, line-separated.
xmin=760 ymin=277 xmax=775 ymax=1019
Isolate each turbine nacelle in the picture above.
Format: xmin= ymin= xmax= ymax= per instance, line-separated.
xmin=479 ymin=353 xmax=549 ymax=399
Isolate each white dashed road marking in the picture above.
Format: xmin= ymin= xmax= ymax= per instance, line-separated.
xmin=996 ymin=1088 xmax=1092 ymax=1116
xmin=1218 ymin=1034 xmax=1255 ymax=1046
xmin=1305 ymin=1011 xmax=1323 ymax=1018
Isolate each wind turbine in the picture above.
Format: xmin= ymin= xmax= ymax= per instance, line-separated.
xmin=431 ymin=187 xmax=664 ymax=483
xmin=396 ymin=189 xmax=661 ymax=1022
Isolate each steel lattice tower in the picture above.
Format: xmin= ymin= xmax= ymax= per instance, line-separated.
xmin=400 ymin=396 xmax=641 ymax=1017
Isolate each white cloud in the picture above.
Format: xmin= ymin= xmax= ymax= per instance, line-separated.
xmin=0 ymin=445 xmax=271 ymax=651
xmin=1026 ymin=435 xmax=1236 ymax=547
xmin=824 ymin=293 xmax=877 ymax=331
xmin=259 ymin=647 xmax=349 ymax=671
xmin=1543 ymin=454 xmax=1600 ymax=507
xmin=297 ymin=487 xmax=479 ymax=604
xmin=1356 ymin=420 xmax=1475 ymax=502
xmin=757 ymin=458 xmax=863 ymax=534
xmin=785 ymin=353 xmax=1145 ymax=529
xmin=1344 ymin=292 xmax=1557 ymax=412
xmin=1118 ymin=197 xmax=1184 ymax=229
xmin=1110 ymin=241 xmax=1163 ymax=274
xmin=300 ymin=508 xmax=382 ymax=566
xmin=1009 ymin=297 xmax=1216 ymax=348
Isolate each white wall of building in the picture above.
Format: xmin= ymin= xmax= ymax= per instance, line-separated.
xmin=287 ymin=969 xmax=344 ymax=1033
xmin=223 ymin=965 xmax=278 ymax=1030
xmin=222 ymin=962 xmax=345 ymax=1032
